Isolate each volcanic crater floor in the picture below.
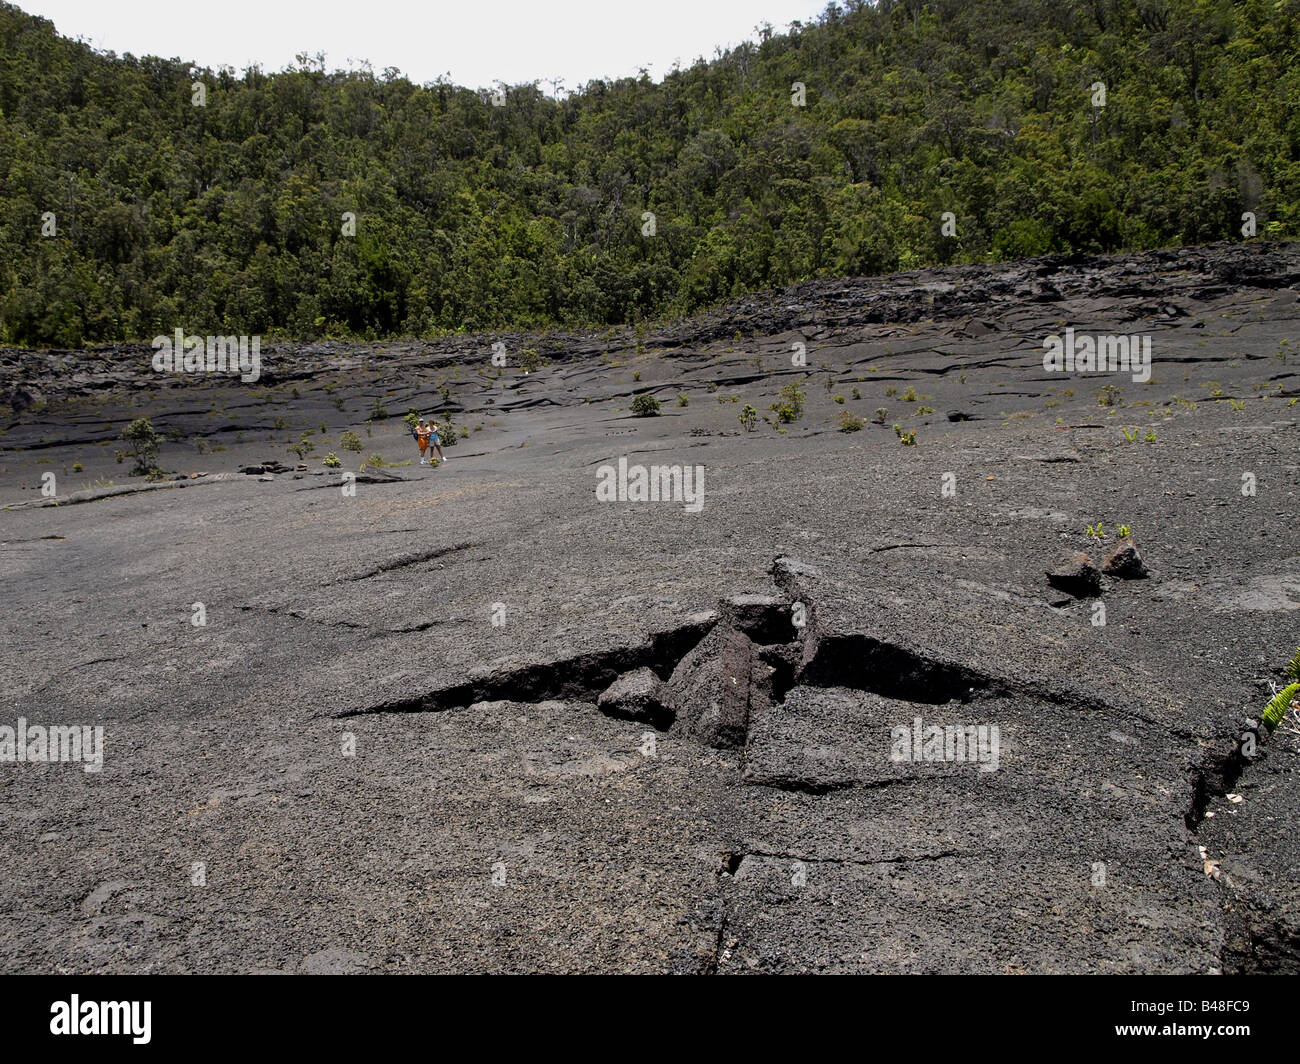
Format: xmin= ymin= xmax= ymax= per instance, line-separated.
xmin=2 ymin=242 xmax=1299 ymax=973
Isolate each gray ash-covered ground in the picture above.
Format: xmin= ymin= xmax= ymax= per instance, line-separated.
xmin=1 ymin=242 xmax=1298 ymax=973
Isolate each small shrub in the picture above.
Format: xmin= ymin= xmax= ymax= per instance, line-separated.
xmin=370 ymin=397 xmax=388 ymax=420
xmin=769 ymin=381 xmax=806 ymax=423
xmin=677 ymin=394 xmax=689 ymax=407
xmin=117 ymin=417 xmax=161 ymax=476
xmin=838 ymin=411 xmax=864 ymax=433
xmin=833 ymin=395 xmax=846 ymax=404
xmin=902 ymin=386 xmax=919 ymax=402
xmin=739 ymin=404 xmax=758 ymax=431
xmin=340 ymin=431 xmax=364 ymax=452
xmin=322 ymin=452 xmax=342 ymax=468
xmin=874 ymin=407 xmax=888 ymax=424
xmin=631 ymin=394 xmax=661 ymax=417
xmin=899 ymin=429 xmax=917 ymax=446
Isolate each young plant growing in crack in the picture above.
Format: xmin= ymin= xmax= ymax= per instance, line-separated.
xmin=1262 ymin=645 xmax=1300 ymax=734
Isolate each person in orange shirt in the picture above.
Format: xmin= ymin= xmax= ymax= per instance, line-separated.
xmin=415 ymin=418 xmax=432 ymax=465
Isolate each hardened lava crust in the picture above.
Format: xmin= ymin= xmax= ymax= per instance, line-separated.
xmin=1 ymin=241 xmax=1298 ymax=973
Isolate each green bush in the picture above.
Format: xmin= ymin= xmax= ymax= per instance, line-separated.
xmin=631 ymin=394 xmax=661 ymax=417
xmin=769 ymin=381 xmax=805 ymax=423
xmin=117 ymin=417 xmax=160 ymax=477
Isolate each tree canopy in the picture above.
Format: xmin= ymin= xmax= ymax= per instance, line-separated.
xmin=1 ymin=0 xmax=1296 ymax=345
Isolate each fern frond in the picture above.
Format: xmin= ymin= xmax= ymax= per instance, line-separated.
xmin=1288 ymin=645 xmax=1300 ymax=684
xmin=1263 ymin=682 xmax=1300 ymax=732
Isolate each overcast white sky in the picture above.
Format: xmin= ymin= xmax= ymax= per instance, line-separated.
xmin=17 ymin=0 xmax=831 ymax=90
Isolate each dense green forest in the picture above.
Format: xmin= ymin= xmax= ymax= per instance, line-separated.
xmin=1 ymin=0 xmax=1297 ymax=345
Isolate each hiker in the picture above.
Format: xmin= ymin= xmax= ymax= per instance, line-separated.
xmin=427 ymin=419 xmax=446 ymax=464
xmin=414 ymin=418 xmax=432 ymax=465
